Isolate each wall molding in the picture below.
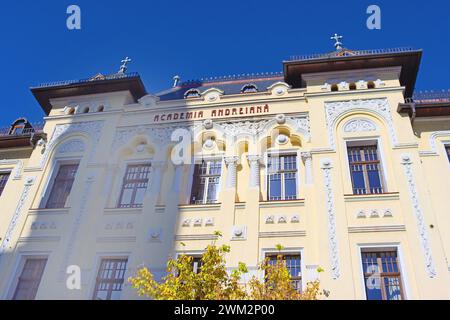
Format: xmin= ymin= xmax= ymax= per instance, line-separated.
xmin=325 ymin=98 xmax=397 ymax=150
xmin=259 ymin=231 xmax=306 ymax=238
xmin=348 ymin=225 xmax=406 ymax=233
xmin=321 ymin=158 xmax=340 ymax=279
xmin=401 ymin=154 xmax=436 ymax=278
xmin=0 ymin=160 xmax=24 ymax=180
xmin=0 ymin=177 xmax=36 ymax=256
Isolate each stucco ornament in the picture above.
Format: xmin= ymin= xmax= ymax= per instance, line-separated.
xmin=401 ymin=154 xmax=437 ymax=278
xmin=325 ymin=98 xmax=397 ymax=149
xmin=41 ymin=121 xmax=104 ymax=167
xmin=0 ymin=177 xmax=36 ymax=256
xmin=231 ymin=226 xmax=247 ymax=240
xmin=320 ymin=158 xmax=340 ymax=279
xmin=275 ymin=114 xmax=286 ymax=125
xmin=203 ymin=119 xmax=214 ymax=130
xmin=57 ymin=139 xmax=86 ymax=154
xmin=343 ymin=118 xmax=377 ymax=133
xmin=276 ymin=134 xmax=289 ymax=145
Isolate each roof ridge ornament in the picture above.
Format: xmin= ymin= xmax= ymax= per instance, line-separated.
xmin=330 ymin=33 xmax=344 ymax=50
xmin=118 ymin=57 xmax=132 ymax=74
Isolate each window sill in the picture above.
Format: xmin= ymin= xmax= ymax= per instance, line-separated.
xmin=104 ymin=207 xmax=143 ymax=215
xmin=259 ymin=199 xmax=305 ymax=208
xmin=28 ymin=207 xmax=70 ymax=215
xmin=178 ymin=203 xmax=222 ymax=212
xmin=344 ymin=193 xmax=400 ymax=202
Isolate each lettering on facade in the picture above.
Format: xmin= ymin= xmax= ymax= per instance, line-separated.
xmin=153 ymin=104 xmax=270 ymax=123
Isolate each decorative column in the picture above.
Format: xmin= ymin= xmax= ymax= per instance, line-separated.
xmin=171 ymin=164 xmax=184 ymax=193
xmin=0 ymin=176 xmax=35 ymax=257
xmin=224 ymin=156 xmax=239 ymax=189
xmin=247 ymin=155 xmax=262 ymax=188
xmin=401 ymin=154 xmax=436 ymax=278
xmin=321 ymin=158 xmax=340 ymax=279
xmin=301 ymin=152 xmax=313 ymax=185
xmin=150 ymin=161 xmax=166 ymax=192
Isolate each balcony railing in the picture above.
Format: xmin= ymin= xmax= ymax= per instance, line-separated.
xmin=31 ymin=72 xmax=141 ymax=89
xmin=287 ymin=47 xmax=417 ymax=62
xmin=406 ymin=90 xmax=450 ymax=103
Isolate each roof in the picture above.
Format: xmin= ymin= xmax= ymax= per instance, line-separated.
xmin=398 ymin=90 xmax=450 ymax=119
xmin=284 ymin=47 xmax=422 ymax=98
xmin=0 ymin=121 xmax=45 ymax=149
xmin=157 ymin=73 xmax=284 ymax=101
xmin=31 ymin=72 xmax=147 ymax=115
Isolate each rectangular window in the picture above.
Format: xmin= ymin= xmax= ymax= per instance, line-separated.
xmin=93 ymin=258 xmax=128 ymax=300
xmin=0 ymin=172 xmax=11 ymax=197
xmin=45 ymin=164 xmax=79 ymax=209
xmin=361 ymin=249 xmax=404 ymax=300
xmin=446 ymin=145 xmax=450 ymax=163
xmin=347 ymin=143 xmax=384 ymax=195
xmin=267 ymin=154 xmax=298 ymax=201
xmin=190 ymin=160 xmax=222 ymax=204
xmin=190 ymin=256 xmax=203 ymax=274
xmin=267 ymin=254 xmax=302 ymax=291
xmin=12 ymin=257 xmax=48 ymax=300
xmin=118 ymin=164 xmax=151 ymax=208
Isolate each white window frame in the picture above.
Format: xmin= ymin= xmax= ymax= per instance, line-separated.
xmin=5 ymin=252 xmax=50 ymax=300
xmin=116 ymin=160 xmax=153 ymax=208
xmin=174 ymin=250 xmax=205 ymax=274
xmin=343 ymin=137 xmax=389 ymax=195
xmin=187 ymin=155 xmax=224 ymax=205
xmin=0 ymin=169 xmax=12 ymax=198
xmin=260 ymin=247 xmax=305 ymax=292
xmin=39 ymin=158 xmax=81 ymax=209
xmin=264 ymin=149 xmax=301 ymax=201
xmin=90 ymin=253 xmax=130 ymax=301
xmin=357 ymin=243 xmax=410 ymax=300
xmin=441 ymin=141 xmax=450 ymax=169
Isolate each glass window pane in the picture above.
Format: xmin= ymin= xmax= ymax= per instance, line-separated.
xmin=119 ymin=164 xmax=150 ymax=208
xmin=361 ymin=250 xmax=403 ymax=301
xmin=13 ymin=258 xmax=47 ymax=300
xmin=191 ymin=161 xmax=221 ymax=204
xmin=119 ymin=188 xmax=133 ymax=207
xmin=0 ymin=172 xmax=11 ymax=196
xmin=134 ymin=187 xmax=146 ymax=206
xmin=367 ymin=165 xmax=383 ymax=193
xmin=46 ymin=164 xmax=79 ymax=208
xmin=385 ymin=277 xmax=402 ymax=300
xmin=348 ymin=145 xmax=384 ymax=195
xmin=269 ymin=174 xmax=281 ymax=200
xmin=284 ymin=173 xmax=297 ymax=199
xmin=351 ymin=168 xmax=366 ymax=194
xmin=93 ymin=258 xmax=128 ymax=300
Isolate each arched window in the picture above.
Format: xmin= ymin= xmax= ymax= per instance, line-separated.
xmin=241 ymin=83 xmax=258 ymax=93
xmin=331 ymin=84 xmax=339 ymax=92
xmin=184 ymin=89 xmax=201 ymax=99
xmin=367 ymin=81 xmax=375 ymax=89
xmin=349 ymin=83 xmax=357 ymax=90
xmin=82 ymin=107 xmax=90 ymax=114
xmin=97 ymin=105 xmax=105 ymax=112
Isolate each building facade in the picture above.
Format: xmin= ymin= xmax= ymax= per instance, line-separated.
xmin=1 ymin=44 xmax=450 ymax=300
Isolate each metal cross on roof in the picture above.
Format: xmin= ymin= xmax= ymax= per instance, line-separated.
xmin=330 ymin=33 xmax=344 ymax=50
xmin=118 ymin=57 xmax=132 ymax=74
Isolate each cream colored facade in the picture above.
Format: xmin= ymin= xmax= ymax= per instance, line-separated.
xmin=1 ymin=47 xmax=450 ymax=300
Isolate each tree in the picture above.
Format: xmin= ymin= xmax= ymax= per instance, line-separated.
xmin=129 ymin=233 xmax=327 ymax=300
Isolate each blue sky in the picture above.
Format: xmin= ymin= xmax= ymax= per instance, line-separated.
xmin=0 ymin=0 xmax=449 ymax=126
